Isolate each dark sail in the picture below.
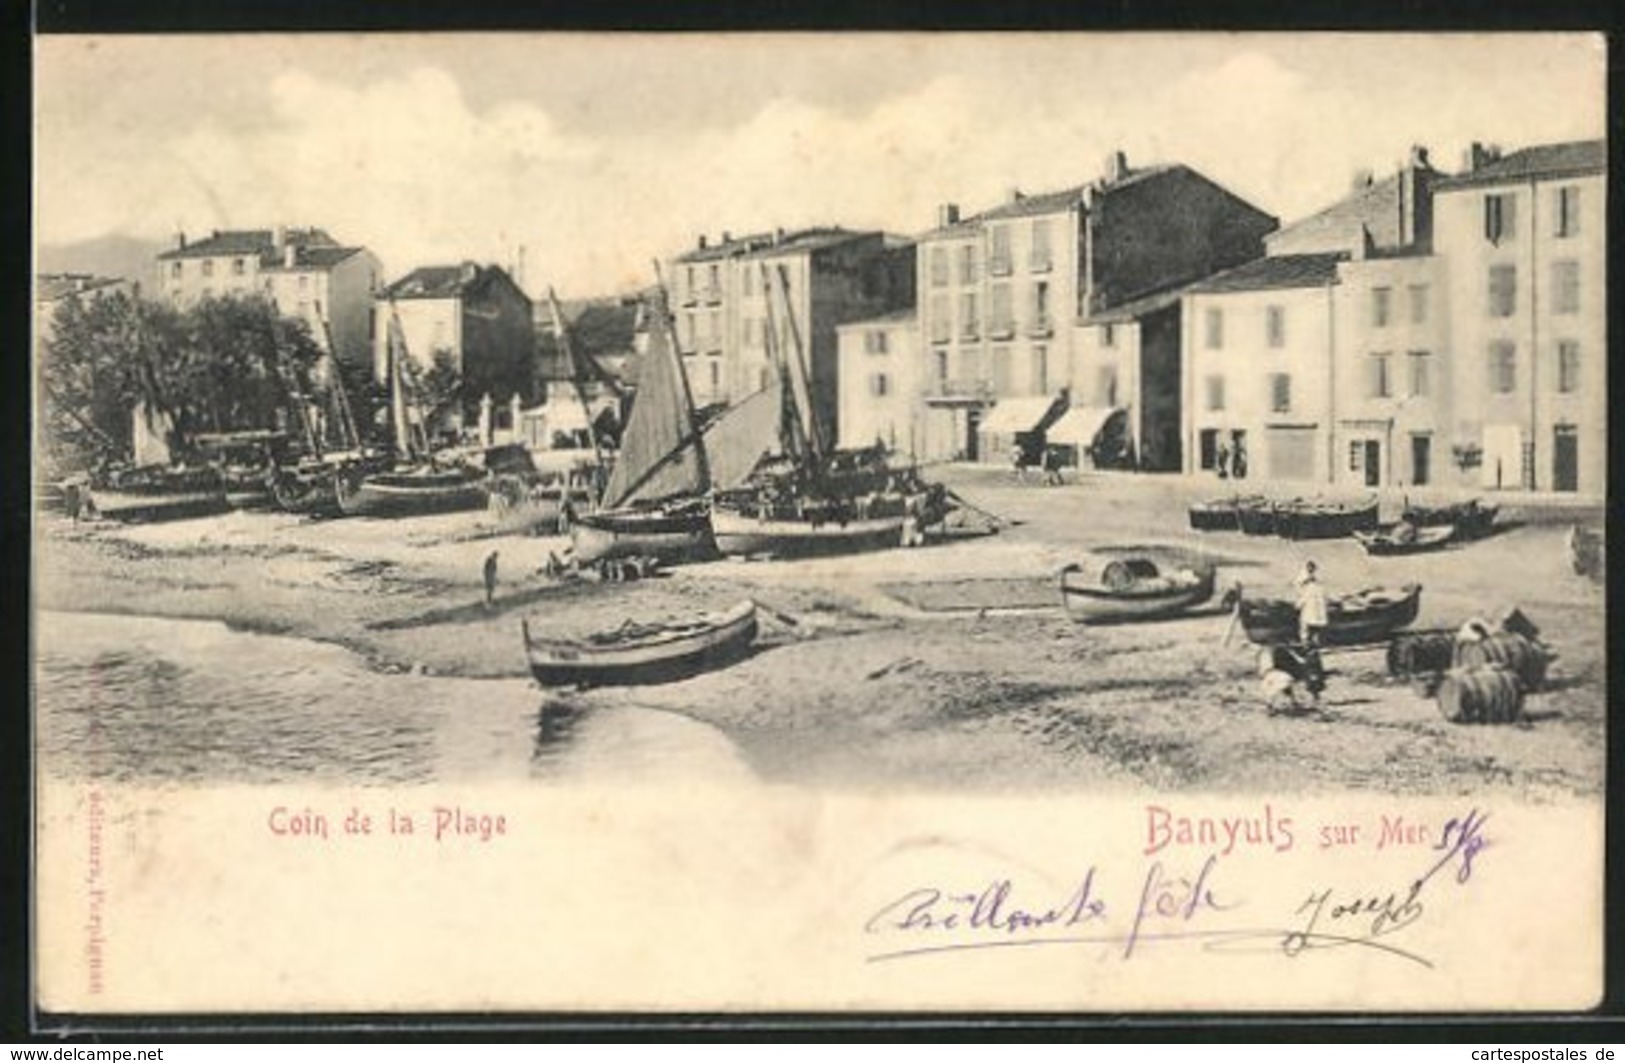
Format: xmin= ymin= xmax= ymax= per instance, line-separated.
xmin=598 ymin=296 xmax=708 ymax=509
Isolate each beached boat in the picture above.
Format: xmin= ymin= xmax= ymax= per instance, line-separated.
xmin=1568 ymin=524 xmax=1604 ymax=581
xmin=1236 ymin=499 xmax=1278 ymax=536
xmin=1272 ymin=497 xmax=1380 ymax=540
xmin=563 ymin=287 xmax=719 ymax=565
xmin=521 ymin=600 xmax=758 ymax=688
xmin=1230 ymin=583 xmax=1422 ymax=647
xmin=708 ymin=261 xmax=951 ymax=558
xmin=1402 ymin=498 xmax=1498 ymax=540
xmin=85 ymin=464 xmax=230 ymax=523
xmin=1058 ymin=555 xmax=1216 ymax=624
xmin=1188 ymin=495 xmax=1266 ymax=532
xmin=1353 ymin=524 xmax=1454 ymax=556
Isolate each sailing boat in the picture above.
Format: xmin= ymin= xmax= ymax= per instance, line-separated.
xmin=267 ymin=300 xmax=388 ymax=516
xmin=568 ymin=285 xmax=718 ymax=565
xmin=708 ymin=262 xmax=951 ymax=558
xmin=331 ymin=303 xmax=489 ymax=518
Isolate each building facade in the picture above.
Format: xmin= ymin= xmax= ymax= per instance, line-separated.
xmin=917 ymin=151 xmax=1278 ymax=465
xmin=669 ymin=228 xmax=915 ymax=442
xmin=154 ymin=227 xmax=381 ymax=367
xmin=836 ymin=311 xmax=921 ymax=454
xmin=376 ymin=263 xmax=536 ymax=434
xmin=1431 ymin=140 xmax=1605 ymax=494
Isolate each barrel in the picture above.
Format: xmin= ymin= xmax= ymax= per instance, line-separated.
xmin=1435 ymin=665 xmax=1524 ymax=725
xmin=1387 ymin=631 xmax=1456 ymax=678
xmin=1455 ymin=632 xmax=1548 ymax=692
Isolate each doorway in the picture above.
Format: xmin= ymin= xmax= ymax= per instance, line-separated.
xmin=965 ymin=409 xmax=981 ymax=462
xmin=1410 ymin=434 xmax=1431 ymax=486
xmin=1553 ymin=425 xmax=1578 ymax=492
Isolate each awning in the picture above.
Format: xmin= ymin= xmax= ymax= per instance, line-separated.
xmin=1047 ymin=406 xmax=1125 ymax=448
xmin=981 ymin=395 xmax=1066 ymax=434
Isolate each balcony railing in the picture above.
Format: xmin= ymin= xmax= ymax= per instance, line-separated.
xmin=989 ymin=320 xmax=1016 ymax=341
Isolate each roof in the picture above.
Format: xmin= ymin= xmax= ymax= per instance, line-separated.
xmin=36 ymin=273 xmax=126 ymax=302
xmin=1187 ymin=253 xmax=1347 ymax=295
xmin=383 ymin=263 xmax=497 ymax=300
xmin=923 ymin=165 xmax=1180 ymax=238
xmin=156 ymin=227 xmax=351 ymax=264
xmin=738 ymin=227 xmax=876 ymax=259
xmin=1435 ymin=139 xmax=1605 ymax=190
xmin=262 ymin=245 xmax=364 ymax=270
xmin=673 ymin=232 xmax=777 ymax=264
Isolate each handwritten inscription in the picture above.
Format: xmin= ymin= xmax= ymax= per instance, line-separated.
xmin=866 ymin=808 xmax=1491 ymax=968
xmin=266 ymin=804 xmax=508 ymax=843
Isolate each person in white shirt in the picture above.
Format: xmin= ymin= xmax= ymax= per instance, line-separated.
xmin=1295 ymin=560 xmax=1329 ymax=699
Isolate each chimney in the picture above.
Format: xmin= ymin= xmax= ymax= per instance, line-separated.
xmin=721 ymin=230 xmax=732 ymax=244
xmin=1008 ymin=187 xmax=1024 ymax=204
xmin=461 ymin=262 xmax=479 ymax=285
xmin=1351 ymin=169 xmax=1374 ymax=192
xmin=1409 ymin=144 xmax=1430 ymax=170
xmin=937 ymin=203 xmax=960 ymax=227
xmin=774 ymin=227 xmax=786 ymax=246
xmin=1104 ymin=150 xmax=1128 ymax=183
xmin=177 ymin=231 xmax=187 ymax=250
xmin=1465 ymin=141 xmax=1502 ymax=172
xmin=1351 ymin=224 xmax=1373 ymax=261
xmin=697 ymin=234 xmax=708 ymax=250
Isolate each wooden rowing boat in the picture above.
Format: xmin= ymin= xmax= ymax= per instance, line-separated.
xmin=1058 ymin=555 xmax=1216 ymax=624
xmin=1272 ymin=497 xmax=1380 ymax=540
xmin=521 ymin=600 xmax=758 ymax=688
xmin=1352 ymin=524 xmax=1454 ymax=556
xmin=1232 ymin=583 xmax=1422 ymax=647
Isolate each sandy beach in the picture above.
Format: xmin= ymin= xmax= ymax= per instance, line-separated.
xmin=35 ymin=465 xmax=1606 ymax=797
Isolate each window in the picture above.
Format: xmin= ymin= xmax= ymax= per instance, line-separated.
xmin=1348 ymin=441 xmax=1364 ymax=473
xmin=1371 ymin=287 xmax=1392 ymax=328
xmin=201 ymin=259 xmax=215 ymax=278
xmin=1407 ymin=284 xmax=1428 ymax=325
xmin=1204 ymin=374 xmax=1225 ymax=411
xmin=685 ymin=266 xmax=696 ymax=293
xmin=990 ymin=226 xmax=1012 ymax=275
xmin=1407 ymin=351 xmax=1431 ymax=398
xmin=1031 ymin=281 xmax=1051 ymax=333
xmin=934 ymin=350 xmax=949 ymax=388
xmin=1489 ymin=340 xmax=1516 ymax=394
xmin=1369 ymin=352 xmax=1392 ymax=398
xmin=1552 ymin=261 xmax=1580 ymax=315
xmin=1555 ymin=186 xmax=1580 ymax=238
xmin=1265 ymin=305 xmax=1285 ymax=348
xmin=989 ymin=346 xmax=1012 ymax=394
xmin=1100 ymin=323 xmax=1116 ymax=348
xmin=1557 ymin=340 xmax=1580 ymax=393
xmin=1204 ymin=308 xmax=1223 ymax=349
xmin=990 ymin=284 xmax=1013 ymax=337
xmin=709 ymin=360 xmax=721 ymax=392
xmin=232 ymin=257 xmax=246 ymax=276
xmin=864 ymin=330 xmax=889 ymax=355
xmin=1268 ymin=372 xmax=1291 ymax=413
xmin=870 ymin=372 xmax=890 ymax=397
xmin=1488 ymin=265 xmax=1516 ymax=317
xmin=1097 ymin=366 xmax=1118 ymax=407
xmin=1484 ymin=192 xmax=1516 ymax=244
xmin=960 ymin=292 xmax=979 ymax=339
xmin=929 ymin=294 xmax=950 ymax=344
xmin=958 ymin=244 xmax=978 ymax=285
xmin=1199 ymin=428 xmax=1220 ymax=470
xmin=170 ymin=262 xmax=182 ymax=279
xmin=1029 ymin=219 xmax=1052 ymax=271
xmin=1033 ymin=345 xmax=1048 ymax=395
xmin=929 ymin=246 xmax=949 ymax=288
xmin=707 ymin=263 xmax=720 ymax=295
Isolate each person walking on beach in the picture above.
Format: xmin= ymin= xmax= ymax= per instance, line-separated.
xmin=1295 ymin=559 xmax=1329 ymax=699
xmin=483 ymin=550 xmax=500 ymax=608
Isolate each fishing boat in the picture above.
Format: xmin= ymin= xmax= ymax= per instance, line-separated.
xmin=1228 ymin=583 xmax=1423 ymax=647
xmin=708 ymin=261 xmax=951 ymax=558
xmin=333 ymin=305 xmax=489 ymax=519
xmin=1352 ymin=524 xmax=1454 ymax=556
xmin=1272 ymin=497 xmax=1380 ymax=540
xmin=521 ymin=600 xmax=758 ymax=688
xmin=1058 ymin=554 xmax=1216 ymax=624
xmin=85 ymin=464 xmax=229 ymax=523
xmin=1236 ymin=498 xmax=1278 ymax=536
xmin=562 ymin=287 xmax=719 ymax=565
xmin=1402 ymin=498 xmax=1498 ymax=540
xmin=1188 ymin=495 xmax=1265 ymax=532
xmin=194 ymin=431 xmax=287 ymax=510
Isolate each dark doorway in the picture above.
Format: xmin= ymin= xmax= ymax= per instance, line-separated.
xmin=1410 ymin=434 xmax=1431 ymax=486
xmin=1553 ymin=426 xmax=1578 ymax=492
xmin=965 ymin=409 xmax=981 ymax=462
xmin=1362 ymin=440 xmax=1381 ymax=487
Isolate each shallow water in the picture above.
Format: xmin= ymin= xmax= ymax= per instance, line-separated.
xmin=35 ymin=611 xmax=756 ymax=788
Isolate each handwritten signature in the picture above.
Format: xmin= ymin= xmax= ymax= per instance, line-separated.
xmin=864 ymin=808 xmax=1489 ymax=969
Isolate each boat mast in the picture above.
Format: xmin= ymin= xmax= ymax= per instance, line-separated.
xmin=384 ymin=301 xmax=421 ymax=460
xmin=651 ymin=260 xmax=712 ymax=491
xmin=313 ymin=299 xmax=362 ymax=453
xmin=546 ymin=287 xmax=610 ymax=491
xmin=269 ymin=311 xmax=321 ymax=458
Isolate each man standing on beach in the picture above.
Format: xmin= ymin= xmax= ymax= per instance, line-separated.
xmin=483 ymin=550 xmax=500 ymax=608
xmin=1295 ymin=560 xmax=1328 ymax=699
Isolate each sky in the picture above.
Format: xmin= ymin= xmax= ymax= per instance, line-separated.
xmin=34 ymin=33 xmax=1606 ymax=298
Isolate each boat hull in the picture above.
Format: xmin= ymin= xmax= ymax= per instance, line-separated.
xmin=87 ymin=487 xmax=230 ymax=523
xmin=1353 ymin=526 xmax=1454 ymax=556
xmin=1187 ymin=501 xmax=1240 ymax=532
xmin=1236 ymin=502 xmax=1277 ymax=536
xmin=1273 ymin=500 xmax=1379 ymax=540
xmin=1237 ymin=585 xmax=1422 ymax=647
xmin=523 ymin=602 xmax=758 ymax=688
xmin=710 ymin=506 xmax=914 ymax=558
xmin=570 ymin=507 xmax=717 ymax=564
xmin=334 ymin=469 xmax=489 ymax=518
xmin=1059 ymin=564 xmax=1216 ymax=624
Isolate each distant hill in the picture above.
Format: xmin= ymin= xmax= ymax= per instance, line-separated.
xmin=35 ymin=234 xmax=167 ymax=286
